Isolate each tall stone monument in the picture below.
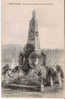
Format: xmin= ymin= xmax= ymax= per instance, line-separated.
xmin=19 ymin=10 xmax=46 ymax=73
xmin=27 ymin=10 xmax=40 ymax=50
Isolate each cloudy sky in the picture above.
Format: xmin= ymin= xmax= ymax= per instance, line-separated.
xmin=2 ymin=0 xmax=64 ymax=49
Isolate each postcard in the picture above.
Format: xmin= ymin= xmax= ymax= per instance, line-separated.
xmin=1 ymin=0 xmax=65 ymax=98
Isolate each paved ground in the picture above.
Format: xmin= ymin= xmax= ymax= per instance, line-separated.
xmin=2 ymin=86 xmax=65 ymax=98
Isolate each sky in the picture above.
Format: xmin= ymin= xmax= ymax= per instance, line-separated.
xmin=2 ymin=0 xmax=64 ymax=49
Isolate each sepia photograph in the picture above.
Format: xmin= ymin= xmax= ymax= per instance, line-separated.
xmin=1 ymin=0 xmax=65 ymax=98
